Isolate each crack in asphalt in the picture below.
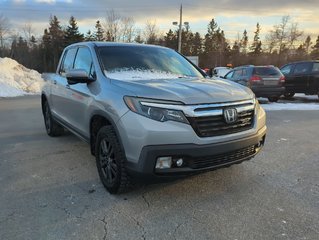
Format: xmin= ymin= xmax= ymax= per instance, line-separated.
xmin=57 ymin=206 xmax=71 ymax=218
xmin=173 ymin=222 xmax=184 ymax=240
xmin=131 ymin=216 xmax=146 ymax=240
xmin=141 ymin=193 xmax=150 ymax=208
xmin=100 ymin=216 xmax=108 ymax=240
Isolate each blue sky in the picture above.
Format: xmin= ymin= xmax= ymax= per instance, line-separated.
xmin=1 ymin=0 xmax=319 ymax=45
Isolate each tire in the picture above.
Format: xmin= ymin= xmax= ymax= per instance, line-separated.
xmin=284 ymin=92 xmax=295 ymax=98
xmin=43 ymin=101 xmax=64 ymax=137
xmin=95 ymin=126 xmax=131 ymax=194
xmin=268 ymin=97 xmax=279 ymax=102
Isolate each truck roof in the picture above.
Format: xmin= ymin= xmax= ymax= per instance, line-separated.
xmin=68 ymin=41 xmax=168 ymax=50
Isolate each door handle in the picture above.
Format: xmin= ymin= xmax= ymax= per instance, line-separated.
xmin=66 ymin=84 xmax=70 ymax=89
xmin=53 ymin=80 xmax=57 ymax=85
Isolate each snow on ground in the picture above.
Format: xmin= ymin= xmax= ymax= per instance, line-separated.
xmin=105 ymin=69 xmax=184 ymax=80
xmin=0 ymin=57 xmax=44 ymax=97
xmin=261 ymin=102 xmax=319 ymax=111
xmin=260 ymin=94 xmax=319 ymax=111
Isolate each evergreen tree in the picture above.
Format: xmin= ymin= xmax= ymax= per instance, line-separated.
xmin=192 ymin=32 xmax=202 ymax=55
xmin=181 ymin=29 xmax=194 ymax=56
xmin=311 ymin=35 xmax=319 ymax=59
xmin=204 ymin=18 xmax=218 ymax=53
xmin=296 ymin=44 xmax=306 ymax=57
xmin=164 ymin=29 xmax=177 ymax=50
xmin=304 ymin=35 xmax=312 ymax=54
xmin=240 ymin=29 xmax=248 ymax=54
xmin=94 ymin=20 xmax=105 ymax=41
xmin=134 ymin=34 xmax=143 ymax=43
xmin=40 ymin=28 xmax=51 ymax=72
xmin=84 ymin=30 xmax=95 ymax=41
xmin=48 ymin=16 xmax=64 ymax=70
xmin=250 ymin=23 xmax=262 ymax=55
xmin=64 ymin=16 xmax=84 ymax=45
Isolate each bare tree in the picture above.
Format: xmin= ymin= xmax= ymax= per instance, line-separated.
xmin=0 ymin=14 xmax=10 ymax=48
xmin=288 ymin=22 xmax=303 ymax=49
xmin=144 ymin=20 xmax=159 ymax=44
xmin=105 ymin=9 xmax=121 ymax=41
xmin=121 ymin=17 xmax=135 ymax=42
xmin=266 ymin=15 xmax=303 ymax=63
xmin=22 ymin=22 xmax=36 ymax=47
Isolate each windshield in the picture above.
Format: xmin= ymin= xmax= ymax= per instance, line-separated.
xmin=97 ymin=45 xmax=203 ymax=80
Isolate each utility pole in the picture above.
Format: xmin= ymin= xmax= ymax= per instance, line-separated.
xmin=178 ymin=4 xmax=182 ymax=53
xmin=173 ymin=4 xmax=188 ymax=53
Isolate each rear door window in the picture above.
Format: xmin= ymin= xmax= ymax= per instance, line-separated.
xmin=293 ymin=62 xmax=312 ymax=75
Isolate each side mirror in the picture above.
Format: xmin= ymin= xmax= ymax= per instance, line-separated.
xmin=66 ymin=69 xmax=95 ymax=85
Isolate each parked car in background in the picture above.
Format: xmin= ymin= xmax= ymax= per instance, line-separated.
xmin=220 ymin=65 xmax=285 ymax=102
xmin=212 ymin=67 xmax=232 ymax=78
xmin=280 ymin=60 xmax=319 ymax=98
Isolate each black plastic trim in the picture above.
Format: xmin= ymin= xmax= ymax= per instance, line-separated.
xmin=126 ymin=127 xmax=266 ymax=179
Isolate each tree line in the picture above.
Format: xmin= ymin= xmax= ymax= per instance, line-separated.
xmin=0 ymin=12 xmax=319 ymax=73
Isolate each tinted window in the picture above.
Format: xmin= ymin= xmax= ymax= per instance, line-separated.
xmin=280 ymin=64 xmax=292 ymax=75
xmin=253 ymin=67 xmax=281 ymax=76
xmin=233 ymin=69 xmax=243 ymax=78
xmin=98 ymin=46 xmax=203 ymax=79
xmin=74 ymin=47 xmax=95 ymax=78
xmin=60 ymin=48 xmax=77 ymax=75
xmin=225 ymin=70 xmax=234 ymax=79
xmin=293 ymin=62 xmax=311 ymax=74
xmin=312 ymin=62 xmax=319 ymax=73
xmin=242 ymin=68 xmax=248 ymax=77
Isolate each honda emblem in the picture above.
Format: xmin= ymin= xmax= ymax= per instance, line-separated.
xmin=224 ymin=108 xmax=237 ymax=124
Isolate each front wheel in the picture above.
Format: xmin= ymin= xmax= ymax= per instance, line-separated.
xmin=95 ymin=126 xmax=131 ymax=194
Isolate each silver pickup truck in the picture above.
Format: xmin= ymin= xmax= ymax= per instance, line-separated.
xmin=42 ymin=42 xmax=266 ymax=194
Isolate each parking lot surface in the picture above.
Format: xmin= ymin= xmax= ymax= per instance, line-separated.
xmin=0 ymin=96 xmax=319 ymax=240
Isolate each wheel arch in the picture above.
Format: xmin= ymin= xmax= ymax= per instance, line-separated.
xmin=89 ymin=111 xmax=126 ymax=157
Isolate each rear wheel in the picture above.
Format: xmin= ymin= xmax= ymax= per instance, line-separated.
xmin=43 ymin=101 xmax=64 ymax=137
xmin=95 ymin=126 xmax=131 ymax=194
xmin=284 ymin=92 xmax=295 ymax=98
xmin=268 ymin=97 xmax=279 ymax=102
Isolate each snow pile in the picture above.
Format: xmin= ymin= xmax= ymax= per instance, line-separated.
xmin=0 ymin=57 xmax=44 ymax=97
xmin=105 ymin=69 xmax=184 ymax=81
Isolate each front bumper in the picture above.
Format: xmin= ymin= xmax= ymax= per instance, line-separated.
xmin=126 ymin=125 xmax=266 ymax=179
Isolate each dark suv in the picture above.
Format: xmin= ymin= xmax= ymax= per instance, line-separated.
xmin=222 ymin=65 xmax=285 ymax=102
xmin=280 ymin=60 xmax=319 ymax=98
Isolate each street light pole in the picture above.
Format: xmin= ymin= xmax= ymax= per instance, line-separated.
xmin=178 ymin=4 xmax=182 ymax=53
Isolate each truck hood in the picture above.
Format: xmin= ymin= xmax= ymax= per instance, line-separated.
xmin=111 ymin=77 xmax=254 ymax=104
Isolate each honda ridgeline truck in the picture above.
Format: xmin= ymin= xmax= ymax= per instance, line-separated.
xmin=42 ymin=42 xmax=266 ymax=194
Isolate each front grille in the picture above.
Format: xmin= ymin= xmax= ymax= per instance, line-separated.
xmin=188 ymin=109 xmax=254 ymax=137
xmin=188 ymin=145 xmax=256 ymax=169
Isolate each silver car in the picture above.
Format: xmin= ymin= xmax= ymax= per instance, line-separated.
xmin=42 ymin=42 xmax=267 ymax=194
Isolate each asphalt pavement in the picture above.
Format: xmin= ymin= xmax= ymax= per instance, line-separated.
xmin=0 ymin=96 xmax=318 ymax=240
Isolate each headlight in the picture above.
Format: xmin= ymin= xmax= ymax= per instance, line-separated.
xmin=124 ymin=96 xmax=189 ymax=124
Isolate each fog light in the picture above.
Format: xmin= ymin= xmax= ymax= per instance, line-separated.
xmin=155 ymin=157 xmax=172 ymax=169
xmin=175 ymin=158 xmax=183 ymax=167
